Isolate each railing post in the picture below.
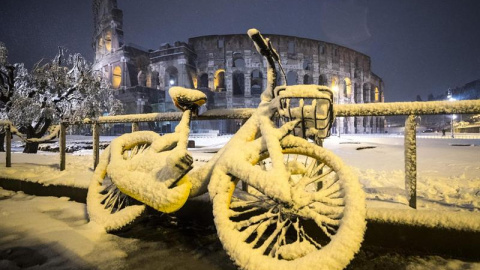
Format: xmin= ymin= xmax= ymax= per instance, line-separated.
xmin=405 ymin=115 xmax=417 ymax=209
xmin=132 ymin=122 xmax=139 ymax=132
xmin=5 ymin=124 xmax=11 ymax=167
xmin=93 ymin=122 xmax=100 ymax=170
xmin=59 ymin=123 xmax=67 ymax=171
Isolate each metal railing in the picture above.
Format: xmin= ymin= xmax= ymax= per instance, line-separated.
xmin=2 ymin=100 xmax=480 ymax=209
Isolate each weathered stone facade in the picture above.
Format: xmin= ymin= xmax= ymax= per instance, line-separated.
xmin=93 ymin=0 xmax=385 ymax=134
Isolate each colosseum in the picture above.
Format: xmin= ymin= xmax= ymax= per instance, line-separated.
xmin=93 ymin=0 xmax=385 ymax=134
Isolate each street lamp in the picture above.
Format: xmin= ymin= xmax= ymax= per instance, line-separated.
xmin=448 ymin=94 xmax=456 ymax=138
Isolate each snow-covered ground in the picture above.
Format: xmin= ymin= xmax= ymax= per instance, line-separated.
xmin=2 ymin=134 xmax=479 ymax=213
xmin=0 ymin=134 xmax=479 ymax=269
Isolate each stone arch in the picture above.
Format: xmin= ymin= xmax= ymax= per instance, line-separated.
xmin=343 ymin=77 xmax=352 ymax=98
xmin=233 ymin=71 xmax=244 ymax=96
xmin=165 ymin=66 xmax=178 ymax=87
xmin=199 ymin=73 xmax=209 ymax=89
xmin=251 ymin=69 xmax=263 ymax=95
xmin=214 ymin=69 xmax=225 ymax=91
xmin=233 ymin=52 xmax=245 ymax=68
xmin=319 ymin=74 xmax=328 ymax=86
xmin=112 ymin=65 xmax=122 ymax=89
xmin=287 ymin=71 xmax=297 ymax=85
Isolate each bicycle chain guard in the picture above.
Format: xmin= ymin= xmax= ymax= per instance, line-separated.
xmin=274 ymin=85 xmax=334 ymax=142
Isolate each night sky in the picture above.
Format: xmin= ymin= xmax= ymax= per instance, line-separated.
xmin=0 ymin=0 xmax=479 ymax=102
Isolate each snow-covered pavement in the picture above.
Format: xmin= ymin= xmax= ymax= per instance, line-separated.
xmin=0 ymin=134 xmax=479 ymax=269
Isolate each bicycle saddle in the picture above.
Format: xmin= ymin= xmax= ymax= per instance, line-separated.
xmin=169 ymin=87 xmax=207 ymax=113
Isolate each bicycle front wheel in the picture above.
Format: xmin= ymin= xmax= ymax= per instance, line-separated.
xmin=210 ymin=137 xmax=365 ymax=270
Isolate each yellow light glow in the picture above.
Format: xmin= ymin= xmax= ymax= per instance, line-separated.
xmin=375 ymin=87 xmax=379 ymax=101
xmin=112 ymin=66 xmax=121 ymax=89
xmin=214 ymin=69 xmax=225 ymax=90
xmin=192 ymin=76 xmax=198 ymax=88
xmin=344 ymin=77 xmax=352 ymax=97
xmin=105 ymin=31 xmax=112 ymax=52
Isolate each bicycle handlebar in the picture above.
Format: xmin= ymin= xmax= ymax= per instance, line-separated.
xmin=248 ymin=28 xmax=286 ymax=98
xmin=248 ymin=29 xmax=270 ymax=57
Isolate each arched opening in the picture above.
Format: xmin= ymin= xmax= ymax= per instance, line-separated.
xmin=105 ymin=30 xmax=112 ymax=52
xmin=303 ymin=74 xmax=312 ymax=84
xmin=319 ymin=44 xmax=325 ymax=55
xmin=287 ymin=71 xmax=297 ymax=85
xmin=97 ymin=37 xmax=104 ymax=53
xmin=112 ymin=66 xmax=122 ymax=89
xmin=331 ymin=77 xmax=339 ymax=102
xmin=374 ymin=87 xmax=380 ymax=102
xmin=303 ymin=59 xmax=312 ymax=70
xmin=214 ymin=69 xmax=225 ymax=91
xmin=166 ymin=66 xmax=178 ymax=88
xmin=354 ymin=83 xmax=361 ymax=103
xmin=343 ymin=77 xmax=352 ymax=98
xmin=288 ymin=40 xmax=295 ymax=54
xmin=137 ymin=71 xmax=146 ymax=87
xmin=251 ymin=69 xmax=263 ymax=95
xmin=233 ymin=53 xmax=245 ymax=68
xmin=319 ymin=74 xmax=327 ymax=86
xmin=363 ymin=83 xmax=370 ymax=103
xmin=199 ymin=73 xmax=209 ymax=89
xmin=147 ymin=71 xmax=158 ymax=88
xmin=233 ymin=71 xmax=244 ymax=96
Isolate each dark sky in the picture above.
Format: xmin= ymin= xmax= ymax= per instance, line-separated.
xmin=1 ymin=0 xmax=479 ymax=102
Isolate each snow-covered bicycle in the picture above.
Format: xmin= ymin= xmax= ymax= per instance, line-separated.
xmin=87 ymin=29 xmax=366 ymax=270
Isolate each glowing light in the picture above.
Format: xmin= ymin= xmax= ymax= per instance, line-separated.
xmin=112 ymin=66 xmax=121 ymax=89
xmin=169 ymin=79 xmax=175 ymax=86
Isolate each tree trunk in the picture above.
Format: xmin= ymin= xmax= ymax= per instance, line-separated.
xmin=0 ymin=132 xmax=5 ymax=152
xmin=23 ymin=141 xmax=39 ymax=153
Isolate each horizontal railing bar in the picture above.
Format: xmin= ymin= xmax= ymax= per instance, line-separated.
xmin=71 ymin=100 xmax=480 ymax=124
xmin=334 ymin=100 xmax=480 ymax=117
xmin=1 ymin=100 xmax=479 ymax=126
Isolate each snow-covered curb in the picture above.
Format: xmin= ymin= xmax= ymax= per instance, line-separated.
xmin=367 ymin=208 xmax=480 ymax=232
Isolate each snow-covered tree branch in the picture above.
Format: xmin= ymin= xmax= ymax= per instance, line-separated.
xmin=0 ymin=45 xmax=122 ymax=153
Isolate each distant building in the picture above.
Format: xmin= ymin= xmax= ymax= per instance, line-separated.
xmin=92 ymin=0 xmax=385 ymax=134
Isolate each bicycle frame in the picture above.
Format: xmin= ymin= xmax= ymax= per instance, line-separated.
xmin=173 ymin=30 xmax=334 ymax=206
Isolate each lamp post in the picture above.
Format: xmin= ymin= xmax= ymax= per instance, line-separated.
xmin=332 ymin=85 xmax=340 ymax=137
xmin=447 ymin=90 xmax=455 ymax=138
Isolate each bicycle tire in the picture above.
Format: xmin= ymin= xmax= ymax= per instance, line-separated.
xmin=209 ymin=136 xmax=365 ymax=270
xmin=87 ymin=145 xmax=147 ymax=232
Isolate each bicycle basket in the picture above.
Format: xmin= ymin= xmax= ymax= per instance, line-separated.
xmin=274 ymin=85 xmax=334 ymax=141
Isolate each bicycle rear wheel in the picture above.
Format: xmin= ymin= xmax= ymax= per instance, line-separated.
xmin=210 ymin=137 xmax=365 ymax=270
xmin=87 ymin=145 xmax=147 ymax=232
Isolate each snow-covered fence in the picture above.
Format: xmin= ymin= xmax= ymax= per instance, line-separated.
xmin=2 ymin=100 xmax=480 ymax=209
xmin=0 ymin=120 xmax=12 ymax=167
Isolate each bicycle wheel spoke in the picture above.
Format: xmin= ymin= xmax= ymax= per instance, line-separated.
xmin=235 ymin=211 xmax=277 ymax=230
xmin=269 ymin=221 xmax=292 ymax=258
xmin=257 ymin=219 xmax=288 ymax=255
xmin=313 ymin=181 xmax=342 ymax=199
xmin=228 ymin=206 xmax=262 ymax=218
xmin=308 ymin=202 xmax=344 ymax=219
